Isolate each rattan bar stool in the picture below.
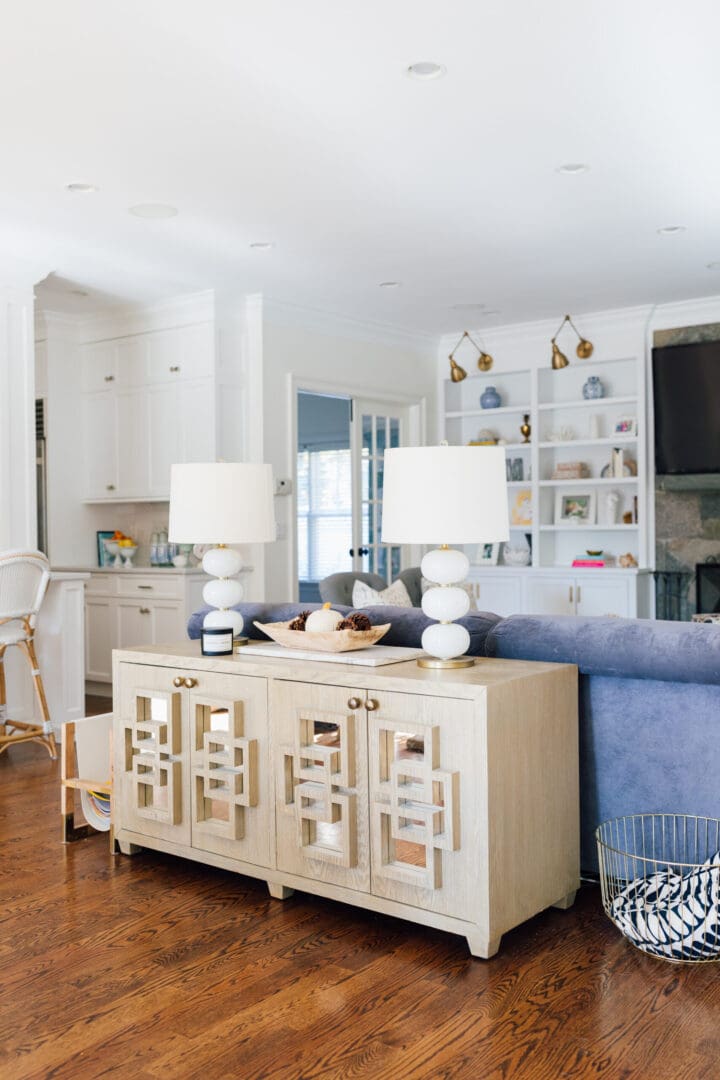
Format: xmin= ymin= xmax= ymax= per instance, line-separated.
xmin=0 ymin=549 xmax=57 ymax=759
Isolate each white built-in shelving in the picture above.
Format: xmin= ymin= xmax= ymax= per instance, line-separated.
xmin=442 ymin=352 xmax=650 ymax=591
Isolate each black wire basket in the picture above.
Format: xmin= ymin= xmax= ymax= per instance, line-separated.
xmin=596 ymin=813 xmax=720 ymax=963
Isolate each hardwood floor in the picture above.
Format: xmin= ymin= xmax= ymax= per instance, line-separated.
xmin=2 ymin=742 xmax=719 ymax=1080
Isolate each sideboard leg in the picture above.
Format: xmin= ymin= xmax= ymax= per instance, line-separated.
xmin=466 ymin=930 xmax=501 ymax=959
xmin=551 ymin=891 xmax=577 ymax=910
xmin=268 ymin=882 xmax=294 ymax=900
xmin=115 ymin=838 xmax=142 ymax=856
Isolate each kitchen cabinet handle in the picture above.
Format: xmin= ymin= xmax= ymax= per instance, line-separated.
xmin=172 ymin=676 xmax=184 ymax=687
xmin=577 ymin=585 xmax=582 ymax=604
xmin=347 ymin=697 xmax=361 ymax=710
xmin=169 ymin=365 xmax=181 ymax=373
xmin=138 ymin=585 xmax=153 ymax=590
xmin=106 ymin=484 xmax=116 ymax=491
xmin=104 ymin=374 xmax=115 ymax=382
xmin=139 ymin=607 xmax=151 ymax=614
xmin=568 ymin=585 xmax=573 ymax=604
xmin=364 ymin=699 xmax=379 ymax=712
xmin=183 ymin=677 xmax=197 ymax=689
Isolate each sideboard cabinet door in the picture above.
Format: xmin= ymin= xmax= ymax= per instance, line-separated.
xmin=271 ymin=679 xmax=370 ymax=892
xmin=115 ymin=662 xmax=190 ymax=846
xmin=188 ymin=673 xmax=272 ymax=869
xmin=368 ymin=690 xmax=480 ymax=922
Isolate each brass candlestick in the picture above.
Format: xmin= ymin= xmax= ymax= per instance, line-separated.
xmin=520 ymin=414 xmax=531 ymax=444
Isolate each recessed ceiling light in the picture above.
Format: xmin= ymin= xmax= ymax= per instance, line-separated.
xmin=66 ymin=182 xmax=97 ymax=193
xmin=556 ymin=163 xmax=590 ymax=175
xmin=378 ymin=281 xmax=401 ymax=288
xmin=406 ymin=62 xmax=446 ymax=81
xmin=128 ymin=203 xmax=178 ymax=219
xmin=249 ymin=241 xmax=275 ymax=250
xmin=657 ymin=225 xmax=687 ymax=236
xmin=706 ymin=261 xmax=720 ymax=270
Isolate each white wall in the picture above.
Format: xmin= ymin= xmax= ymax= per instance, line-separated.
xmin=0 ymin=283 xmax=37 ymax=550
xmin=262 ymin=304 xmax=437 ymax=601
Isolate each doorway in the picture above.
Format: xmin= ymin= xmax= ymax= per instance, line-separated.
xmin=296 ymin=391 xmax=411 ymax=602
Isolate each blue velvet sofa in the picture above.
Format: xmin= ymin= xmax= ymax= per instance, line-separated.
xmin=187 ymin=603 xmax=720 ymax=875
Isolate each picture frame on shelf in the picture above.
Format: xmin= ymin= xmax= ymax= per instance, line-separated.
xmin=510 ymin=489 xmax=533 ymax=526
xmin=614 ymin=416 xmax=638 ymax=436
xmin=555 ymin=491 xmax=596 ymax=525
xmin=476 ymin=542 xmax=500 ymax=565
xmin=96 ymin=530 xmax=115 ymax=567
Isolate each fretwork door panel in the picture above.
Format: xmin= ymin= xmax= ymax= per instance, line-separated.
xmin=271 ymin=679 xmax=370 ymax=892
xmin=368 ymin=690 xmax=479 ymax=920
xmin=116 ymin=662 xmax=190 ymax=845
xmin=189 ymin=672 xmax=273 ymax=868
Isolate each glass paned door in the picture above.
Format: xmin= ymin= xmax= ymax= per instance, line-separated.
xmin=351 ymin=401 xmax=407 ymax=584
xmin=296 ymin=392 xmax=411 ymax=600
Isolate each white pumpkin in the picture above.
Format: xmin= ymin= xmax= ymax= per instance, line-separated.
xmin=305 ymin=604 xmax=344 ymax=632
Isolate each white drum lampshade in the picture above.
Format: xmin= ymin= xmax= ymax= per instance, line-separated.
xmin=169 ymin=463 xmax=276 ymax=640
xmin=381 ymin=445 xmax=508 ymax=667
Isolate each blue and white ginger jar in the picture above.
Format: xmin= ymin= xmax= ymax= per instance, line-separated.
xmin=582 ymin=375 xmax=604 ymax=400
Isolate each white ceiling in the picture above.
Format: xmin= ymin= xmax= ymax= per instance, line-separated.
xmin=4 ymin=1 xmax=720 ymax=333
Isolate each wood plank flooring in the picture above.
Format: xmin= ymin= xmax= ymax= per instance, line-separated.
xmin=2 ymin=739 xmax=720 ymax=1080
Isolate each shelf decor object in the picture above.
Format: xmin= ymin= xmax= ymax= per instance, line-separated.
xmin=582 ymin=375 xmax=604 ymax=400
xmin=381 ymin=445 xmax=508 ymax=668
xmin=169 ymin=462 xmax=276 ymax=642
xmin=447 ymin=330 xmax=494 ymax=382
xmin=550 ymin=314 xmax=594 ymax=369
xmin=480 ymin=385 xmax=502 ymax=409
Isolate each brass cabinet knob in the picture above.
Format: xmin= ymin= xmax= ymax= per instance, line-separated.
xmin=183 ymin=677 xmax=198 ymax=689
xmin=139 ymin=607 xmax=151 ymax=614
xmin=106 ymin=484 xmax=116 ymax=491
xmin=172 ymin=676 xmax=184 ymax=687
xmin=169 ymin=365 xmax=181 ymax=372
xmin=347 ymin=696 xmax=361 ymax=710
xmin=364 ymin=699 xmax=379 ymax=711
xmin=104 ymin=374 xmax=115 ymax=382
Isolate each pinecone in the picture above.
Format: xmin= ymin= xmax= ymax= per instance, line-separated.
xmin=338 ymin=613 xmax=372 ymax=632
xmin=288 ymin=610 xmax=311 ymax=631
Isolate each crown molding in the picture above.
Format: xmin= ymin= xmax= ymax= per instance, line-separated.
xmin=264 ymin=296 xmax=437 ymax=353
xmin=438 ymin=303 xmax=653 ymax=353
xmin=77 ymin=289 xmax=216 ymax=342
xmin=650 ymin=293 xmax=720 ymax=330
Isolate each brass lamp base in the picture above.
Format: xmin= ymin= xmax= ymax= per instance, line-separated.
xmin=417 ymin=655 xmax=476 ymax=670
xmin=234 ymin=636 xmax=250 ymax=648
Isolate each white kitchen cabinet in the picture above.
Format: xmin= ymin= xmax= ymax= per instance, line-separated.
xmin=115 ymin=389 xmax=149 ymax=499
xmin=86 ymin=597 xmax=115 ymax=681
xmin=467 ymin=567 xmax=651 ymax=618
xmin=82 ymin=322 xmax=217 ymax=502
xmin=83 ymin=390 xmax=118 ymax=499
xmin=83 ymin=569 xmax=209 ymax=685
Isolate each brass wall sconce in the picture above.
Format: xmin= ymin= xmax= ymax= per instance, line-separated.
xmin=550 ymin=315 xmax=594 ymax=369
xmin=448 ymin=330 xmax=494 ymax=382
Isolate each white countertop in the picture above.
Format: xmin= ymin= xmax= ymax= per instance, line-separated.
xmin=49 ymin=571 xmax=91 ymax=582
xmin=54 ymin=564 xmax=210 ymax=575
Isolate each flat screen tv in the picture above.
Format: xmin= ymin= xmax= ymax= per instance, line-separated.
xmin=652 ymin=341 xmax=720 ymax=475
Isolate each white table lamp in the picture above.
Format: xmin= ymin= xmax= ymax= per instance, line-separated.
xmin=169 ymin=462 xmax=276 ymax=642
xmin=381 ymin=445 xmax=508 ymax=668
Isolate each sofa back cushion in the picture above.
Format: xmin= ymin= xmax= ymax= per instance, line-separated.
xmin=487 ymin=614 xmax=720 ymax=685
xmin=187 ymin=602 xmax=501 ymax=657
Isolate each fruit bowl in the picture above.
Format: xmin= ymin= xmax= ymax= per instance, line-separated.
xmin=103 ymin=539 xmax=121 ymax=567
xmin=119 ymin=544 xmax=138 ymax=567
xmin=254 ymin=620 xmax=391 ymax=653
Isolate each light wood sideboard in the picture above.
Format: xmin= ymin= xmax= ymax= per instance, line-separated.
xmin=112 ymin=641 xmax=579 ymax=958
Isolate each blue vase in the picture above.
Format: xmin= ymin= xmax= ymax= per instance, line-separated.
xmin=480 ymin=385 xmax=501 ymax=409
xmin=582 ymin=375 xmax=604 ymax=400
